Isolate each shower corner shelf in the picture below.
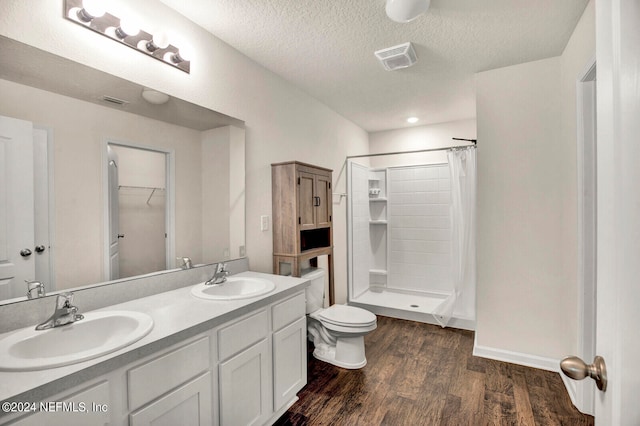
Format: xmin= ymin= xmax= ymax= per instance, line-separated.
xmin=369 ymin=220 xmax=388 ymax=225
xmin=369 ymin=197 xmax=387 ymax=202
xmin=369 ymin=269 xmax=387 ymax=276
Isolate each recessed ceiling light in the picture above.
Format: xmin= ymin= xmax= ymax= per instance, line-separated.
xmin=407 ymin=117 xmax=419 ymax=123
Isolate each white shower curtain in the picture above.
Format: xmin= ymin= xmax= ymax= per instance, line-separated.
xmin=433 ymin=146 xmax=476 ymax=327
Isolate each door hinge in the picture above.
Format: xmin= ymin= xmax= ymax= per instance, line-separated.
xmin=298 ymin=217 xmax=301 ymax=224
xmin=297 ymin=177 xmax=300 ymax=185
xmin=329 ymin=182 xmax=331 ymax=189
xmin=330 ymin=215 xmax=332 ymax=222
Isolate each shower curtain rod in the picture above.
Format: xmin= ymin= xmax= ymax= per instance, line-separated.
xmin=346 ymin=138 xmax=476 ymax=160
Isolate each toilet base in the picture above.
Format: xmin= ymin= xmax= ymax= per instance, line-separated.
xmin=311 ymin=336 xmax=367 ymax=369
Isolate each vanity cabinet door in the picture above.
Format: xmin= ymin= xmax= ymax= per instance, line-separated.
xmin=219 ymin=339 xmax=271 ymax=426
xmin=129 ymin=372 xmax=213 ymax=426
xmin=273 ymin=316 xmax=307 ymax=411
xmin=8 ymin=381 xmax=110 ymax=426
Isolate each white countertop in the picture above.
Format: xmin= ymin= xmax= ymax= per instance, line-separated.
xmin=0 ymin=271 xmax=309 ymax=404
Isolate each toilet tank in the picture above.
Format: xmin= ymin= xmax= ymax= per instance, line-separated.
xmin=301 ymin=267 xmax=325 ymax=314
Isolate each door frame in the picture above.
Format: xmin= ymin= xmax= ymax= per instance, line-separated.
xmin=565 ymin=56 xmax=597 ymax=416
xmin=101 ymin=139 xmax=175 ymax=281
xmin=33 ymin=125 xmax=56 ymax=291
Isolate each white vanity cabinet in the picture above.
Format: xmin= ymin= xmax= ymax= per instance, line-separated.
xmin=7 ymin=380 xmax=111 ymax=426
xmin=0 ymin=284 xmax=308 ymax=426
xmin=271 ymin=293 xmax=307 ymax=412
xmin=127 ymin=337 xmax=214 ymax=426
xmin=217 ymin=310 xmax=272 ymax=426
xmin=216 ymin=290 xmax=307 ymax=426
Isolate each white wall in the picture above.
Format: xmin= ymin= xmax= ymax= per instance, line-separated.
xmin=0 ymin=0 xmax=369 ymax=303
xmin=369 ymin=119 xmax=477 ymax=167
xmin=475 ymin=1 xmax=595 ymax=365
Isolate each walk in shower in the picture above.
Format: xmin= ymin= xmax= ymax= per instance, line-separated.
xmin=346 ymin=144 xmax=476 ymax=329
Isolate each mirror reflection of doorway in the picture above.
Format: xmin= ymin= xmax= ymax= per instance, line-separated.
xmin=106 ymin=142 xmax=170 ymax=280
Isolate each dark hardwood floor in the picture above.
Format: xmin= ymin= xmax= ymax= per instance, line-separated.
xmin=275 ymin=316 xmax=594 ymax=426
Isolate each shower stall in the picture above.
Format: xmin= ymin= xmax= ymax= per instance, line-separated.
xmin=346 ymin=145 xmax=476 ymax=330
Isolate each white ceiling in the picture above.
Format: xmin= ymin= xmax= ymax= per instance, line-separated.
xmin=159 ymin=0 xmax=589 ymax=132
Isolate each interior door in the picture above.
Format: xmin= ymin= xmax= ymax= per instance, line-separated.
xmin=107 ymin=146 xmax=120 ymax=280
xmin=594 ymin=0 xmax=640 ymax=423
xmin=0 ymin=115 xmax=35 ymax=300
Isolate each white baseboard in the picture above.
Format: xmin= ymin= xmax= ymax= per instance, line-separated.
xmin=472 ymin=341 xmax=560 ymax=372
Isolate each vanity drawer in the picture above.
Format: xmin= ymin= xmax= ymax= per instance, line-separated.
xmin=272 ymin=292 xmax=306 ymax=331
xmin=128 ymin=336 xmax=210 ymax=411
xmin=218 ymin=309 xmax=268 ymax=361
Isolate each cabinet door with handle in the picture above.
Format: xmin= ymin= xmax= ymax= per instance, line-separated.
xmin=297 ymin=171 xmax=317 ymax=230
xmin=314 ymin=174 xmax=332 ymax=228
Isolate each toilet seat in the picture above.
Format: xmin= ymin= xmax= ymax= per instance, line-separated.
xmin=314 ymin=305 xmax=377 ymax=329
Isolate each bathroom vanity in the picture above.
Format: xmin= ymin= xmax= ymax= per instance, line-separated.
xmin=0 ymin=271 xmax=309 ymax=426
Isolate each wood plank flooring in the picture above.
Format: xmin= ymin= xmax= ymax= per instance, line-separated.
xmin=275 ymin=316 xmax=594 ymax=426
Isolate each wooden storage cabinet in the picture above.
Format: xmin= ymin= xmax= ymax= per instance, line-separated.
xmin=272 ymin=161 xmax=335 ymax=304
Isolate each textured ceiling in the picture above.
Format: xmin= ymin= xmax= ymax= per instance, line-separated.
xmin=159 ymin=0 xmax=589 ymax=132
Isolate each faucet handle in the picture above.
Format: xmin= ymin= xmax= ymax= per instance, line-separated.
xmin=216 ymin=262 xmax=227 ymax=273
xmin=56 ymin=292 xmax=74 ymax=308
xmin=177 ymin=257 xmax=193 ymax=269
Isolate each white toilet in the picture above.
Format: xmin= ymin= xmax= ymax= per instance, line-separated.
xmin=302 ymin=267 xmax=377 ymax=369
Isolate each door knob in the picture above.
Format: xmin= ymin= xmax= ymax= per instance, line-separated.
xmin=20 ymin=248 xmax=32 ymax=257
xmin=34 ymin=245 xmax=46 ymax=253
xmin=560 ymin=355 xmax=607 ymax=391
xmin=117 ymin=234 xmax=125 ymax=239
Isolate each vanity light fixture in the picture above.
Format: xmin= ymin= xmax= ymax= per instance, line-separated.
xmin=64 ymin=0 xmax=192 ymax=74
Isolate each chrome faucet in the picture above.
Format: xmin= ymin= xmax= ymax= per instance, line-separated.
xmin=177 ymin=257 xmax=193 ymax=269
xmin=205 ymin=263 xmax=229 ymax=286
xmin=25 ymin=280 xmax=46 ymax=299
xmin=35 ymin=293 xmax=84 ymax=331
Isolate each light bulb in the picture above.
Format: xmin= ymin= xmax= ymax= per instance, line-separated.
xmin=407 ymin=117 xmax=419 ymax=124
xmin=168 ymin=43 xmax=193 ymax=63
xmin=176 ymin=44 xmax=193 ymax=62
xmin=77 ymin=0 xmax=106 ymax=21
xmin=145 ymin=32 xmax=170 ymax=52
xmin=115 ymin=17 xmax=140 ymax=39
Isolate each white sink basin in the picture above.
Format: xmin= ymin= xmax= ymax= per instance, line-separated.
xmin=0 ymin=311 xmax=154 ymax=371
xmin=191 ymin=277 xmax=276 ymax=300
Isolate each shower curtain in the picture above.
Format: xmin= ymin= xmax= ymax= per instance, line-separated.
xmin=433 ymin=146 xmax=476 ymax=327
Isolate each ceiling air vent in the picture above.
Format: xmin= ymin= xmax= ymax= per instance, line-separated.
xmin=101 ymin=95 xmax=129 ymax=106
xmin=374 ymin=42 xmax=417 ymax=71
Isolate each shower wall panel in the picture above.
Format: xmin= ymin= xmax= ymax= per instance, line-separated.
xmin=388 ymin=165 xmax=452 ymax=294
xmin=350 ymin=163 xmax=371 ymax=298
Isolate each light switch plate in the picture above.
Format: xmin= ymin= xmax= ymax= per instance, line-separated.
xmin=260 ymin=215 xmax=269 ymax=231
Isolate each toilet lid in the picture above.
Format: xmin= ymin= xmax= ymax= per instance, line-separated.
xmin=318 ymin=305 xmax=376 ymax=327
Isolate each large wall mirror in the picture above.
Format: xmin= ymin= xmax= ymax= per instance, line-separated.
xmin=0 ymin=36 xmax=246 ymax=305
